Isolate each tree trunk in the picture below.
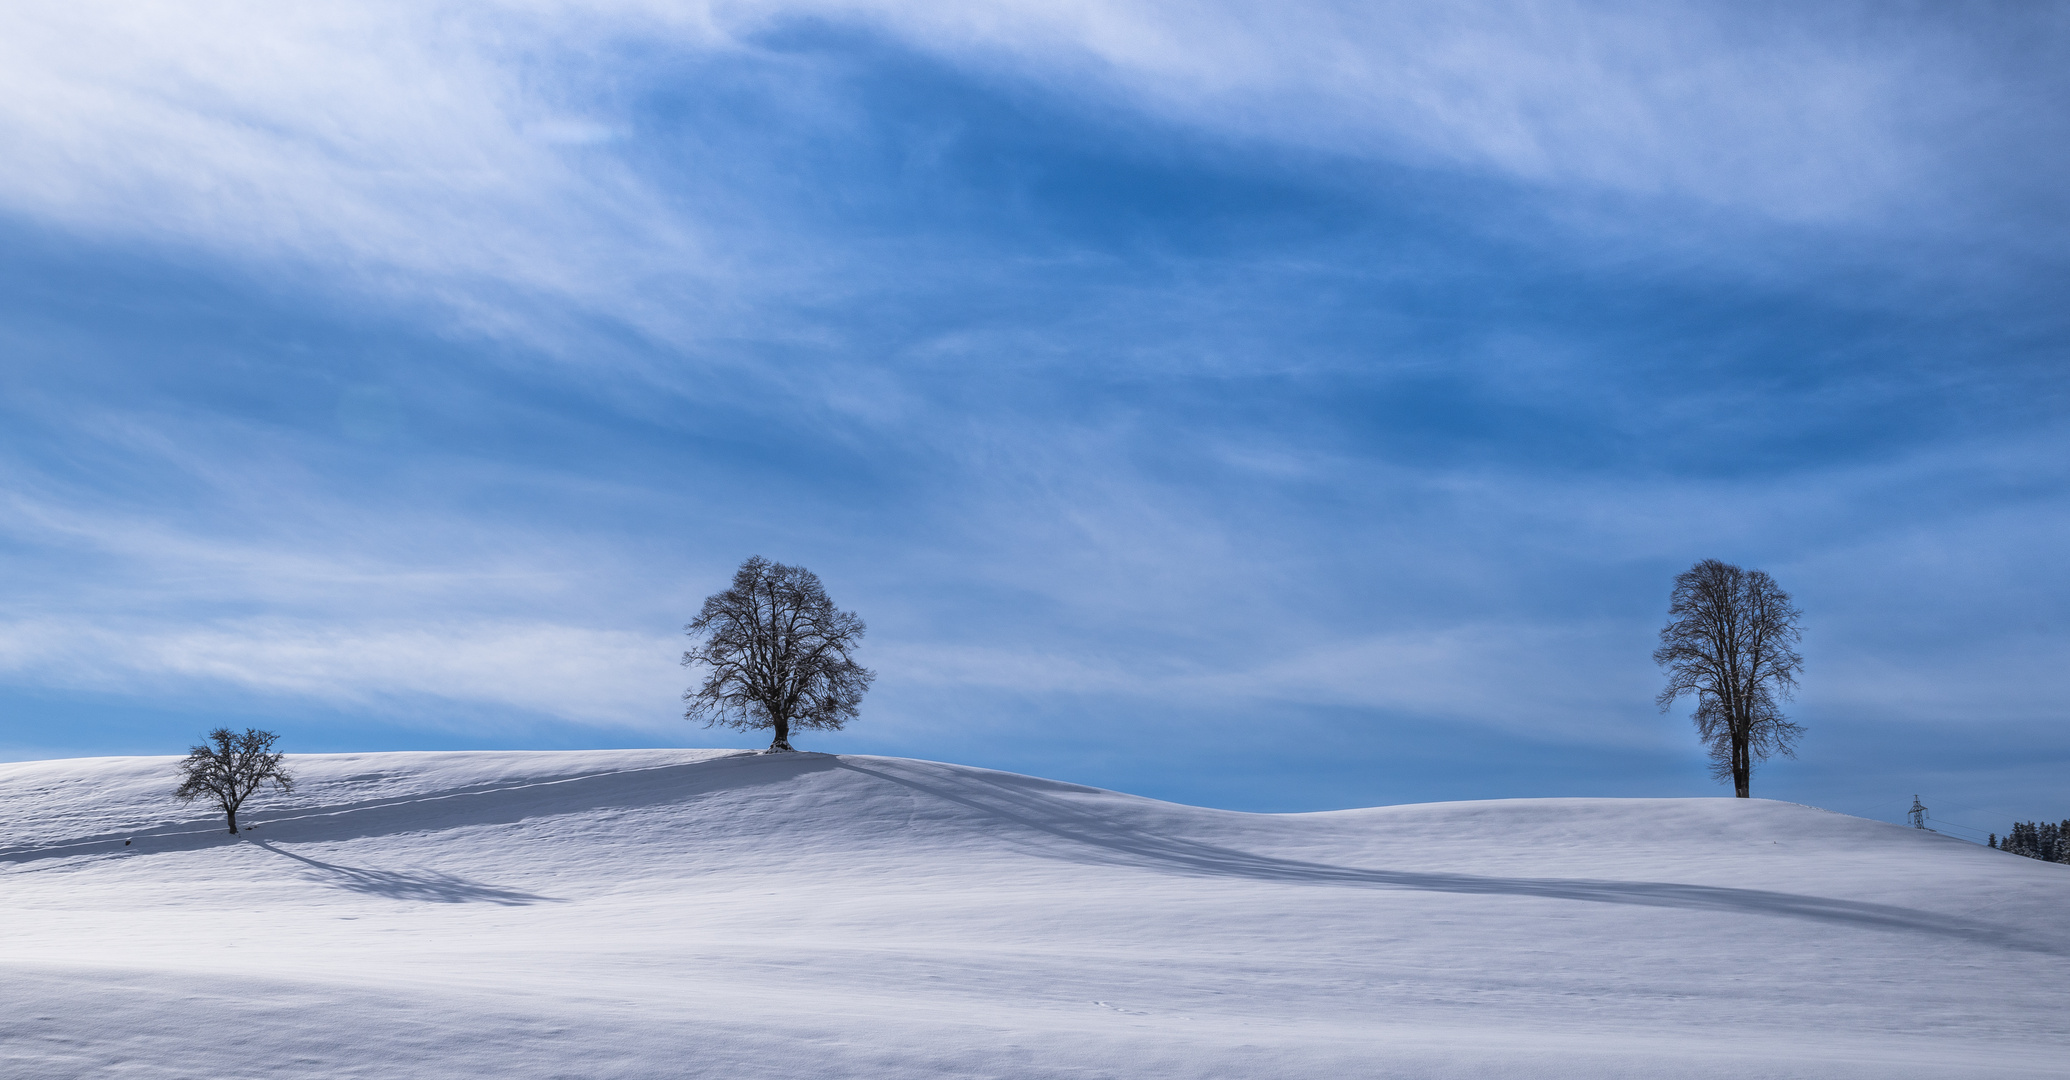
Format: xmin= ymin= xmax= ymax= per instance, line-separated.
xmin=225 ymin=804 xmax=240 ymax=834
xmin=766 ymin=715 xmax=794 ymax=753
xmin=1732 ymin=723 xmax=1752 ymax=798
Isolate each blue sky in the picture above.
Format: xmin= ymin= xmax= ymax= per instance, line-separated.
xmin=2 ymin=2 xmax=2066 ymax=834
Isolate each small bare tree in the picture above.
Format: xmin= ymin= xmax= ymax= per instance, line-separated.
xmin=175 ymin=727 xmax=294 ymax=833
xmin=683 ymin=556 xmax=874 ymax=753
xmin=1654 ymin=559 xmax=1805 ymax=798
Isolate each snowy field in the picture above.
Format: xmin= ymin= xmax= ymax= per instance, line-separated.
xmin=1 ymin=749 xmax=2063 ymax=1079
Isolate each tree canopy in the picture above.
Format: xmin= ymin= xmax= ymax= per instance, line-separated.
xmin=1655 ymin=559 xmax=1805 ymax=797
xmin=175 ymin=727 xmax=293 ymax=833
xmin=682 ymin=556 xmax=873 ymax=753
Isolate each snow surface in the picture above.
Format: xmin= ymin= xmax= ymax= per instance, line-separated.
xmin=2 ymin=748 xmax=2064 ymax=1078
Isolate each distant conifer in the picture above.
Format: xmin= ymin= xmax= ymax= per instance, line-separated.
xmin=1994 ymin=821 xmax=2070 ymax=863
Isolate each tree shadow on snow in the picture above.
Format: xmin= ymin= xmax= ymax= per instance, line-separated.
xmin=253 ymin=841 xmax=558 ymax=905
xmin=0 ymin=751 xmax=826 ymax=866
xmin=835 ymin=760 xmax=2061 ymax=956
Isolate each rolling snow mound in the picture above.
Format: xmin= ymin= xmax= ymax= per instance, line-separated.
xmin=2 ymin=749 xmax=2064 ymax=1078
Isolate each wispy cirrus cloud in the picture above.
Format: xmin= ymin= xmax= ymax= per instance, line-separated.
xmin=0 ymin=616 xmax=681 ymax=729
xmin=0 ymin=0 xmax=2051 ymax=345
xmin=815 ymin=0 xmax=1943 ymax=222
xmin=0 ymin=2 xmax=728 ymax=348
xmin=0 ymin=1 xmax=2065 ymax=817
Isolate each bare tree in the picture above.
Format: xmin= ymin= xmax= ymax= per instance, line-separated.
xmin=1654 ymin=559 xmax=1805 ymax=797
xmin=175 ymin=727 xmax=294 ymax=833
xmin=683 ymin=556 xmax=874 ymax=753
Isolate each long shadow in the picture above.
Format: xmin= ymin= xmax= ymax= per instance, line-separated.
xmin=252 ymin=841 xmax=557 ymax=905
xmin=0 ymin=751 xmax=830 ymax=865
xmin=836 ymin=760 xmax=2060 ymax=955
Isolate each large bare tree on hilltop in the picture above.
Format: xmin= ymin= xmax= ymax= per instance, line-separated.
xmin=683 ymin=556 xmax=874 ymax=753
xmin=175 ymin=727 xmax=294 ymax=834
xmin=1654 ymin=559 xmax=1805 ymax=798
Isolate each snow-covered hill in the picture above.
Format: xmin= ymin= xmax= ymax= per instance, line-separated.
xmin=2 ymin=749 xmax=2063 ymax=1078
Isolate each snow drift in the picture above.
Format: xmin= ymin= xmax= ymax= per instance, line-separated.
xmin=1 ymin=749 xmax=2063 ymax=1078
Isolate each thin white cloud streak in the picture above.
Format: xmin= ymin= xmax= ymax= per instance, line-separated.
xmin=0 ymin=617 xmax=683 ymax=730
xmin=1808 ymin=646 xmax=2070 ymax=729
xmin=0 ymin=476 xmax=595 ymax=619
xmin=0 ymin=502 xmax=691 ymax=730
xmin=876 ymin=620 xmax=1663 ymax=746
xmin=798 ymin=0 xmax=1934 ymax=223
xmin=0 ymin=487 xmax=696 ymax=730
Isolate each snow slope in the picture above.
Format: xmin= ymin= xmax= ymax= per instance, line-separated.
xmin=1 ymin=749 xmax=2063 ymax=1078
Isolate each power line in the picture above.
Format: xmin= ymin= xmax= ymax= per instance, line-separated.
xmin=1925 ymin=816 xmax=1993 ymax=842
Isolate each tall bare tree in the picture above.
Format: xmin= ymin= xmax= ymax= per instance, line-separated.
xmin=683 ymin=556 xmax=874 ymax=753
xmin=175 ymin=727 xmax=294 ymax=833
xmin=1654 ymin=559 xmax=1805 ymax=798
